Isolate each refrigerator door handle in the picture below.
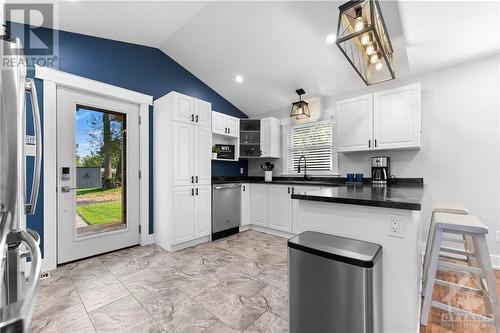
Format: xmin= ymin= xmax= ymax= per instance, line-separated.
xmin=24 ymin=78 xmax=42 ymax=215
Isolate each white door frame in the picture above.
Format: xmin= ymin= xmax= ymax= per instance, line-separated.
xmin=35 ymin=65 xmax=154 ymax=272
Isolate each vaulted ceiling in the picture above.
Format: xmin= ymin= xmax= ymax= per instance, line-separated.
xmin=20 ymin=1 xmax=500 ymax=116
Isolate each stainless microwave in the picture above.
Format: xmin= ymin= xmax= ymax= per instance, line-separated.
xmin=215 ymin=144 xmax=235 ymax=160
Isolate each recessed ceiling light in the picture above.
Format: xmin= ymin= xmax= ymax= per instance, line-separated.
xmin=325 ymin=34 xmax=336 ymax=44
xmin=235 ymin=75 xmax=244 ymax=83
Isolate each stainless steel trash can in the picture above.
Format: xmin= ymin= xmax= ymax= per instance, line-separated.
xmin=288 ymin=231 xmax=382 ymax=333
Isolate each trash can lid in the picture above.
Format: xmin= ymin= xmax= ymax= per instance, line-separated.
xmin=288 ymin=231 xmax=382 ymax=268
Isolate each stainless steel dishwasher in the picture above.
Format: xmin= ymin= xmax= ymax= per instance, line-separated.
xmin=212 ymin=184 xmax=241 ymax=240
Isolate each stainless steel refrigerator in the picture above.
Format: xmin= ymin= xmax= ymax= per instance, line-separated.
xmin=0 ymin=32 xmax=42 ymax=332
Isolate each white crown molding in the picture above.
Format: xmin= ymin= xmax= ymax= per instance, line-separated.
xmin=35 ymin=65 xmax=153 ymax=106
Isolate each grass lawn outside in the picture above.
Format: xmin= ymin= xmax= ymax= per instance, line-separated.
xmin=77 ymin=200 xmax=122 ymax=225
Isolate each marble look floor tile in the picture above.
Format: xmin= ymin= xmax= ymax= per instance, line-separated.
xmin=258 ymin=285 xmax=288 ymax=321
xmin=243 ymin=311 xmax=288 ymax=333
xmin=202 ymin=320 xmax=240 ymax=333
xmin=99 ymin=245 xmax=166 ymax=278
xmin=255 ymin=264 xmax=288 ymax=291
xmin=31 ymin=300 xmax=95 ymax=333
xmin=219 ymin=274 xmax=266 ymax=298
xmin=173 ymin=271 xmax=220 ymax=298
xmin=35 ymin=274 xmax=80 ymax=310
xmin=119 ymin=268 xmax=181 ymax=304
xmin=89 ymin=295 xmax=163 ymax=333
xmin=69 ymin=259 xmax=130 ymax=312
xmin=144 ymin=295 xmax=216 ymax=333
xmin=194 ymin=284 xmax=267 ymax=330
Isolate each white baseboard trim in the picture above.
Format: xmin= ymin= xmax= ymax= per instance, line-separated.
xmin=166 ymin=236 xmax=210 ymax=252
xmin=243 ymin=225 xmax=295 ymax=239
xmin=140 ymin=233 xmax=155 ymax=246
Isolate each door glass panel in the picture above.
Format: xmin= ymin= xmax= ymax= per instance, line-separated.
xmin=75 ymin=106 xmax=126 ymax=237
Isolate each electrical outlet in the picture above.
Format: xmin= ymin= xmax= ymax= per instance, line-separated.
xmin=496 ymin=231 xmax=500 ymax=243
xmin=389 ymin=216 xmax=403 ymax=238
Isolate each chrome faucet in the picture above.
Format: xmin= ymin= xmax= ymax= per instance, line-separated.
xmin=297 ymin=155 xmax=311 ymax=181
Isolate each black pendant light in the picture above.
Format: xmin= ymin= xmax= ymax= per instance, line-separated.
xmin=336 ymin=0 xmax=395 ymax=85
xmin=290 ymin=89 xmax=310 ymax=119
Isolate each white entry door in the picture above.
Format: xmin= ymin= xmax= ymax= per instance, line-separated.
xmin=57 ymin=87 xmax=140 ymax=264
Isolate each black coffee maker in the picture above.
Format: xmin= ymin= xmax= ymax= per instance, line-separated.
xmin=371 ymin=156 xmax=390 ymax=186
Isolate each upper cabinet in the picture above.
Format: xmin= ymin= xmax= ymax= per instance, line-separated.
xmin=337 ymin=94 xmax=373 ymax=152
xmin=212 ymin=111 xmax=239 ymax=137
xmin=337 ymin=83 xmax=421 ymax=152
xmin=240 ymin=117 xmax=280 ymax=159
xmin=172 ymin=92 xmax=210 ymax=128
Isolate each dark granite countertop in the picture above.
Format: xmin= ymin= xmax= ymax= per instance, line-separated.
xmin=211 ymin=176 xmax=423 ymax=211
xmin=291 ymin=185 xmax=423 ymax=211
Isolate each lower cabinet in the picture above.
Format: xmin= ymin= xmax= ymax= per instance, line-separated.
xmin=268 ymin=185 xmax=292 ymax=232
xmin=241 ymin=184 xmax=251 ymax=226
xmin=247 ymin=183 xmax=322 ymax=234
xmin=250 ymin=184 xmax=268 ymax=226
xmin=173 ymin=185 xmax=211 ymax=245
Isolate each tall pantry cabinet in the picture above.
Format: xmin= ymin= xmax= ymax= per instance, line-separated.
xmin=154 ymin=92 xmax=212 ymax=251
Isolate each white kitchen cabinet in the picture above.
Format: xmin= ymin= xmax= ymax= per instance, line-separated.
xmin=250 ymin=184 xmax=268 ymax=226
xmin=268 ymin=185 xmax=292 ymax=232
xmin=260 ymin=117 xmax=280 ymax=158
xmin=194 ymin=99 xmax=212 ymax=128
xmin=154 ymin=91 xmax=212 ymax=251
xmin=173 ymin=122 xmax=194 ymax=186
xmin=193 ymin=185 xmax=211 ymax=238
xmin=173 ymin=186 xmax=194 ymax=245
xmin=373 ymin=83 xmax=421 ymax=150
xmin=337 ymin=94 xmax=373 ymax=152
xmin=194 ymin=126 xmax=212 ymax=185
xmin=241 ymin=183 xmax=251 ymax=226
xmin=212 ymin=111 xmax=239 ymax=137
xmin=172 ymin=92 xmax=194 ymax=125
xmin=336 ymin=83 xmax=421 ymax=152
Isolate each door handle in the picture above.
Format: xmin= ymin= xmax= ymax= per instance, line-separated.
xmin=195 ymin=176 xmax=198 ymax=183
xmin=61 ymin=186 xmax=77 ymax=193
xmin=191 ymin=114 xmax=194 ymax=122
xmin=243 ymin=185 xmax=246 ymax=191
xmin=225 ymin=127 xmax=227 ymax=133
xmin=288 ymin=187 xmax=290 ymax=194
xmin=191 ymin=188 xmax=194 ymax=196
xmin=195 ymin=188 xmax=199 ymax=196
xmin=25 ymin=78 xmax=42 ymax=215
xmin=375 ymin=139 xmax=377 ymax=148
xmin=191 ymin=176 xmax=194 ymax=183
xmin=195 ymin=114 xmax=199 ymax=123
xmin=368 ymin=140 xmax=371 ymax=148
xmin=228 ymin=128 xmax=231 ymax=134
xmin=292 ymin=187 xmax=295 ymax=194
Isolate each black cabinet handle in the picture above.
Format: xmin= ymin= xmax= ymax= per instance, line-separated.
xmin=243 ymin=185 xmax=246 ymax=191
xmin=287 ymin=187 xmax=290 ymax=194
xmin=195 ymin=188 xmax=199 ymax=196
xmin=195 ymin=115 xmax=199 ymax=123
xmin=191 ymin=114 xmax=194 ymax=122
xmin=225 ymin=127 xmax=227 ymax=133
xmin=228 ymin=128 xmax=231 ymax=134
xmin=292 ymin=187 xmax=295 ymax=194
xmin=191 ymin=188 xmax=194 ymax=196
xmin=375 ymin=139 xmax=377 ymax=147
xmin=368 ymin=140 xmax=371 ymax=148
xmin=195 ymin=176 xmax=198 ymax=183
xmin=191 ymin=176 xmax=194 ymax=183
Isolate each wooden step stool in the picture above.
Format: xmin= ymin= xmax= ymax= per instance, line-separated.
xmin=421 ymin=212 xmax=499 ymax=327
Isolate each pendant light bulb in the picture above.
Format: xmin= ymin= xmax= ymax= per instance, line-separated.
xmin=360 ymin=33 xmax=370 ymax=46
xmin=354 ymin=17 xmax=364 ymax=32
xmin=375 ymin=61 xmax=383 ymax=71
xmin=370 ymin=53 xmax=379 ymax=64
xmin=366 ymin=42 xmax=375 ymax=56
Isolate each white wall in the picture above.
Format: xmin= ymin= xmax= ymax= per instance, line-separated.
xmin=248 ymin=55 xmax=500 ymax=262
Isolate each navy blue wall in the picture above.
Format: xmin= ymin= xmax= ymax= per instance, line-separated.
xmin=11 ymin=23 xmax=248 ymax=252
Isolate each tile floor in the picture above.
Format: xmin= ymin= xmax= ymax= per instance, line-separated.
xmin=31 ymin=230 xmax=500 ymax=333
xmin=31 ymin=230 xmax=289 ymax=333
